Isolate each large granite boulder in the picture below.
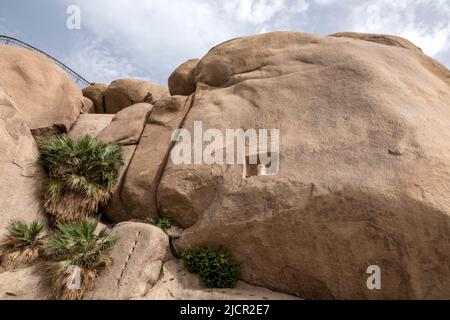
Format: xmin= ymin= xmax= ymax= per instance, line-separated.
xmin=0 ymin=45 xmax=83 ymax=131
xmin=157 ymin=32 xmax=450 ymax=299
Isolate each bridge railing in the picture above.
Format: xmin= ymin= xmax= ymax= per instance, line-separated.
xmin=0 ymin=35 xmax=91 ymax=88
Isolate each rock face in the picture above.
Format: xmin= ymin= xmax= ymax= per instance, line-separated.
xmin=103 ymin=145 xmax=137 ymax=222
xmin=144 ymin=260 xmax=300 ymax=300
xmin=157 ymin=32 xmax=450 ymax=299
xmin=96 ymin=103 xmax=153 ymax=146
xmin=168 ymin=59 xmax=199 ymax=96
xmin=95 ymin=104 xmax=153 ymax=222
xmin=0 ymin=87 xmax=46 ymax=239
xmin=82 ymin=83 xmax=108 ymax=114
xmin=103 ymin=78 xmax=169 ymax=114
xmin=0 ymin=266 xmax=43 ymax=300
xmin=68 ymin=114 xmax=115 ymax=141
xmin=86 ymin=222 xmax=172 ymax=300
xmin=121 ymin=96 xmax=192 ymax=221
xmin=81 ymin=97 xmax=95 ymax=114
xmin=0 ymin=45 xmax=83 ymax=131
xmin=1 ymin=31 xmax=450 ymax=301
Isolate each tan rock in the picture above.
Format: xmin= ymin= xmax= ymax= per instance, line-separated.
xmin=144 ymin=260 xmax=300 ymax=300
xmin=168 ymin=59 xmax=199 ymax=96
xmin=103 ymin=78 xmax=169 ymax=114
xmin=158 ymin=32 xmax=450 ymax=299
xmin=121 ymin=96 xmax=192 ymax=221
xmin=82 ymin=83 xmax=108 ymax=114
xmin=0 ymin=45 xmax=83 ymax=131
xmin=0 ymin=266 xmax=44 ymax=300
xmin=68 ymin=114 xmax=115 ymax=141
xmin=103 ymin=145 xmax=136 ymax=223
xmin=0 ymin=87 xmax=46 ymax=239
xmin=81 ymin=97 xmax=95 ymax=114
xmin=86 ymin=222 xmax=172 ymax=300
xmin=96 ymin=103 xmax=153 ymax=146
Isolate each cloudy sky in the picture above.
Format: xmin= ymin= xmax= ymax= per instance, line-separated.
xmin=1 ymin=0 xmax=449 ymax=85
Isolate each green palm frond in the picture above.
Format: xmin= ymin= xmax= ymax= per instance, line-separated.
xmin=45 ymin=219 xmax=117 ymax=269
xmin=0 ymin=220 xmax=45 ymax=269
xmin=43 ymin=219 xmax=117 ymax=300
xmin=36 ymin=134 xmax=123 ymax=222
xmin=6 ymin=220 xmax=45 ymax=247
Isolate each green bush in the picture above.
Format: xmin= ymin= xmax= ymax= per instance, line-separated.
xmin=36 ymin=134 xmax=123 ymax=222
xmin=0 ymin=220 xmax=45 ymax=269
xmin=182 ymin=247 xmax=240 ymax=288
xmin=44 ymin=219 xmax=117 ymax=300
xmin=145 ymin=217 xmax=172 ymax=233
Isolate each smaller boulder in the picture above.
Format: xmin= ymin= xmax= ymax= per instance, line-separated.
xmin=103 ymin=78 xmax=169 ymax=114
xmin=168 ymin=59 xmax=199 ymax=96
xmin=81 ymin=97 xmax=95 ymax=114
xmin=82 ymin=83 xmax=108 ymax=114
xmin=68 ymin=114 xmax=115 ymax=141
xmin=85 ymin=222 xmax=173 ymax=300
xmin=96 ymin=103 xmax=153 ymax=146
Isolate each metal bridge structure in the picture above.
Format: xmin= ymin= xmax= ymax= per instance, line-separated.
xmin=0 ymin=35 xmax=90 ymax=88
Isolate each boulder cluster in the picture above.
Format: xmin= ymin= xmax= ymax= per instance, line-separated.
xmin=1 ymin=31 xmax=450 ymax=299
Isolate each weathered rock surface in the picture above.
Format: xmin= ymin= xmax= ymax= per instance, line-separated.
xmin=82 ymin=83 xmax=108 ymax=114
xmin=168 ymin=59 xmax=199 ymax=96
xmin=103 ymin=78 xmax=169 ymax=114
xmin=81 ymin=97 xmax=95 ymax=114
xmin=86 ymin=222 xmax=172 ymax=300
xmin=0 ymin=87 xmax=46 ymax=239
xmin=121 ymin=96 xmax=192 ymax=221
xmin=96 ymin=103 xmax=153 ymax=146
xmin=0 ymin=266 xmax=43 ymax=300
xmin=68 ymin=114 xmax=115 ymax=141
xmin=103 ymin=145 xmax=136 ymax=223
xmin=144 ymin=260 xmax=300 ymax=300
xmin=0 ymin=45 xmax=83 ymax=131
xmin=158 ymin=32 xmax=450 ymax=299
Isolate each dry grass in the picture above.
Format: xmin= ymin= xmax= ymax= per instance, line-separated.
xmin=0 ymin=220 xmax=45 ymax=270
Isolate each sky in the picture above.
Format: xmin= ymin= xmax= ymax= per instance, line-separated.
xmin=1 ymin=0 xmax=449 ymax=85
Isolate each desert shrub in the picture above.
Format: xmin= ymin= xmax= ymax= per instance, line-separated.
xmin=182 ymin=247 xmax=240 ymax=288
xmin=145 ymin=217 xmax=172 ymax=233
xmin=44 ymin=220 xmax=117 ymax=300
xmin=0 ymin=220 xmax=45 ymax=269
xmin=37 ymin=134 xmax=123 ymax=222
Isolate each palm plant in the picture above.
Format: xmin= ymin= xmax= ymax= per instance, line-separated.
xmin=145 ymin=216 xmax=172 ymax=233
xmin=44 ymin=220 xmax=117 ymax=300
xmin=37 ymin=135 xmax=123 ymax=222
xmin=0 ymin=220 xmax=45 ymax=269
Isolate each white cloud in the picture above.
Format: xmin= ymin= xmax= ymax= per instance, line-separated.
xmin=349 ymin=0 xmax=450 ymax=57
xmin=56 ymin=0 xmax=450 ymax=83
xmin=63 ymin=38 xmax=138 ymax=83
